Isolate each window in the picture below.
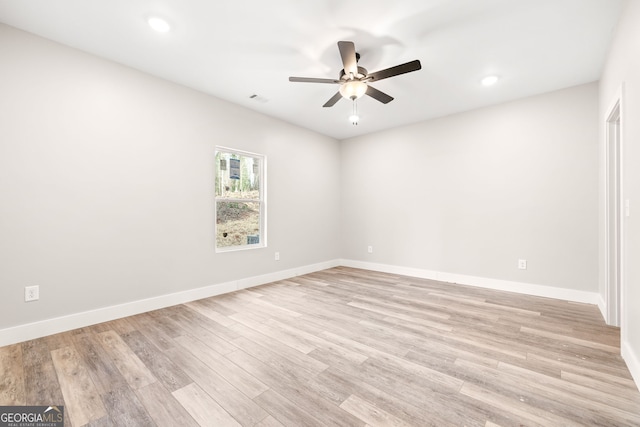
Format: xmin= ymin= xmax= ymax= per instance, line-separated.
xmin=215 ymin=147 xmax=266 ymax=251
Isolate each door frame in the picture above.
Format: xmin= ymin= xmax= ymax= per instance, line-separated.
xmin=604 ymin=86 xmax=624 ymax=328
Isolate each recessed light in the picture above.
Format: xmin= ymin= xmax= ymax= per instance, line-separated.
xmin=148 ymin=16 xmax=171 ymax=33
xmin=481 ymin=75 xmax=499 ymax=86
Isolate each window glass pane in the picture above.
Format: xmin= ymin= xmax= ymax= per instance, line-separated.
xmin=215 ymin=152 xmax=260 ymax=199
xmin=216 ymin=201 xmax=261 ymax=248
xmin=215 ymin=147 xmax=265 ymax=251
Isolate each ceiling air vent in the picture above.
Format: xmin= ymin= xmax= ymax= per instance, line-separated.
xmin=249 ymin=94 xmax=269 ymax=103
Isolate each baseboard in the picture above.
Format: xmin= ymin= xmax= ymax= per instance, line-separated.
xmin=597 ymin=294 xmax=607 ymax=323
xmin=622 ymin=340 xmax=640 ymax=392
xmin=339 ymin=259 xmax=600 ymax=305
xmin=0 ymin=259 xmax=340 ymax=347
xmin=0 ymin=258 xmax=604 ymax=348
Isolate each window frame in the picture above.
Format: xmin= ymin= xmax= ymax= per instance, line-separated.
xmin=214 ymin=146 xmax=266 ymax=253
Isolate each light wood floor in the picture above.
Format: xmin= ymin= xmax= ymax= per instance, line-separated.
xmin=1 ymin=267 xmax=639 ymax=426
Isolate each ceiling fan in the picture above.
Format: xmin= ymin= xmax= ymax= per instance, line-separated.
xmin=289 ymin=41 xmax=422 ymax=107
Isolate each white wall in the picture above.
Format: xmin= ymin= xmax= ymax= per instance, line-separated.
xmin=599 ymin=0 xmax=640 ymax=386
xmin=341 ymin=83 xmax=599 ymax=295
xmin=0 ymin=24 xmax=341 ymax=338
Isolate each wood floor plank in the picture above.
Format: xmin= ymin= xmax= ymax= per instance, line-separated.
xmin=169 ymin=310 xmax=239 ymax=354
xmin=340 ymin=394 xmax=413 ymax=427
xmin=105 ymin=316 xmax=138 ymax=335
xmin=307 ymin=368 xmax=438 ymax=426
xmin=193 ymin=297 xmax=238 ymax=316
xmin=460 ymin=381 xmax=583 ymax=427
xmin=392 ymin=294 xmax=501 ymax=322
xmin=526 ymin=348 xmax=633 ymax=379
xmin=497 ymin=361 xmax=640 ymax=422
xmin=121 ymin=330 xmax=192 ymax=392
xmin=185 ymin=300 xmax=238 ymax=327
xmin=351 ymin=293 xmax=452 ymax=320
xmin=22 ymin=339 xmax=64 ymax=405
xmin=43 ymin=331 xmax=76 ymax=352
xmin=2 ymin=267 xmax=638 ymax=426
xmin=253 ymin=389 xmax=325 ymax=427
xmin=100 ymin=385 xmax=155 ymax=426
xmin=0 ymin=344 xmax=25 ymax=405
xmin=231 ymin=335 xmax=327 ymax=384
xmin=224 ymin=348 xmax=292 ymax=391
xmin=527 ymin=352 xmax=636 ymax=387
xmin=50 ymin=345 xmax=107 ymax=426
xmin=244 ymin=295 xmax=304 ymax=318
xmin=254 ymin=415 xmax=285 ymax=427
xmin=146 ymin=309 xmax=188 ymax=337
xmin=127 ymin=312 xmax=179 ymax=351
xmin=324 ymin=365 xmax=489 ymax=427
xmin=71 ymin=332 xmax=129 ymax=395
xmin=165 ymin=342 xmax=269 ymax=426
xmin=230 ymin=326 xmax=329 ymax=376
xmin=306 ymin=344 xmax=367 ymax=374
xmin=172 ymin=334 xmax=269 ymax=399
xmin=560 ymin=370 xmax=640 ymax=403
xmin=172 ymin=383 xmax=241 ymax=427
xmin=520 ymin=325 xmax=621 ymax=353
xmin=225 ymin=349 xmax=366 ymax=427
xmin=136 ymin=381 xmax=199 ymax=427
xmin=171 ymin=303 xmax=242 ymax=342
xmin=429 ymin=291 xmax=542 ymax=317
xmin=316 ymin=320 xmax=412 ymax=358
xmin=229 ymin=311 xmax=317 ymax=354
xmin=21 ymin=340 xmax=69 ymax=426
xmin=263 ymin=317 xmax=369 ymax=363
xmin=320 ymin=329 xmax=464 ymax=393
xmin=392 ymin=327 xmax=501 ymax=369
xmin=349 ymin=300 xmax=453 ymax=332
xmin=449 ymin=358 xmax=609 ymax=425
xmin=97 ymin=330 xmax=157 ymax=390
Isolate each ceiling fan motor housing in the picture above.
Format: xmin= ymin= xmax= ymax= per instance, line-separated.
xmin=340 ymin=66 xmax=368 ymax=81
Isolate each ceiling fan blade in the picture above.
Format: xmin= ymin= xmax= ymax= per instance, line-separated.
xmin=366 ymin=85 xmax=394 ymax=104
xmin=323 ymin=92 xmax=343 ymax=108
xmin=337 ymin=41 xmax=358 ymax=76
xmin=289 ymin=76 xmax=340 ymax=84
xmin=366 ymin=59 xmax=422 ymax=82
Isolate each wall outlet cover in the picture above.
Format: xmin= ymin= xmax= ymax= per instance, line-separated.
xmin=25 ymin=285 xmax=39 ymax=302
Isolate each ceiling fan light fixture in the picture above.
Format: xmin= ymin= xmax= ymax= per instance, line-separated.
xmin=339 ymin=80 xmax=367 ymax=100
xmin=148 ymin=16 xmax=171 ymax=33
xmin=289 ymin=40 xmax=421 ymax=108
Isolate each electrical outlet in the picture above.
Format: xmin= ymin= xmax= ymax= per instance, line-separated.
xmin=367 ymin=246 xmax=373 ymax=254
xmin=518 ymin=259 xmax=527 ymax=270
xmin=275 ymin=252 xmax=280 ymax=261
xmin=25 ymin=285 xmax=39 ymax=302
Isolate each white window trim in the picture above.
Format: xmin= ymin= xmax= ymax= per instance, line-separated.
xmin=215 ymin=146 xmax=267 ymax=253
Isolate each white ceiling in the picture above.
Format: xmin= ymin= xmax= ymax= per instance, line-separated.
xmin=0 ymin=0 xmax=624 ymax=140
